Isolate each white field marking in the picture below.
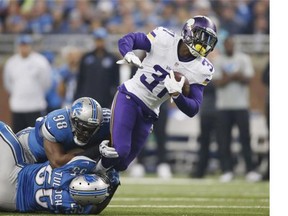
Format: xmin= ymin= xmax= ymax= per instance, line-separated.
xmin=108 ymin=205 xmax=269 ymax=209
xmin=113 ymin=197 xmax=269 ymax=203
xmin=120 ymin=177 xmax=269 ymax=186
xmin=120 ymin=177 xmax=218 ymax=185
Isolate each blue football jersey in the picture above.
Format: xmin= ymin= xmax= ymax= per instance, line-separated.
xmin=24 ymin=107 xmax=111 ymax=162
xmin=16 ymin=156 xmax=97 ymax=214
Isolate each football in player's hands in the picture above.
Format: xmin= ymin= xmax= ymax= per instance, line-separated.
xmin=173 ymin=71 xmax=190 ymax=97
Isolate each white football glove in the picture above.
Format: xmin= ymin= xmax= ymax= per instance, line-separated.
xmin=164 ymin=70 xmax=185 ymax=94
xmin=116 ymin=52 xmax=143 ymax=69
xmin=99 ymin=140 xmax=119 ymax=158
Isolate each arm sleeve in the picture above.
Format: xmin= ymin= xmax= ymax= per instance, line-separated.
xmin=173 ymin=84 xmax=204 ymax=118
xmin=118 ymin=32 xmax=151 ymax=56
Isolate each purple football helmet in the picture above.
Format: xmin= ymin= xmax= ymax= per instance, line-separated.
xmin=181 ymin=15 xmax=218 ymax=57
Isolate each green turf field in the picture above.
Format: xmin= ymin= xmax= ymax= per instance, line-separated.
xmin=0 ymin=177 xmax=269 ymax=216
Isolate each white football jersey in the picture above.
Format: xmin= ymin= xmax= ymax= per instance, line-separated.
xmin=124 ymin=27 xmax=215 ymax=115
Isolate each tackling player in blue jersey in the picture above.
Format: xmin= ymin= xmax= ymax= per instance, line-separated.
xmin=0 ymin=121 xmax=119 ymax=214
xmin=16 ymin=97 xmax=118 ymax=168
xmin=94 ymin=16 xmax=218 ymax=173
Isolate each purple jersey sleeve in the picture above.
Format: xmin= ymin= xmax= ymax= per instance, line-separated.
xmin=118 ymin=32 xmax=151 ymax=56
xmin=173 ymin=84 xmax=204 ymax=117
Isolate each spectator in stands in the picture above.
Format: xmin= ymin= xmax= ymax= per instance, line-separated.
xmin=60 ymin=9 xmax=89 ymax=34
xmin=4 ymin=0 xmax=26 ymax=33
xmin=0 ymin=0 xmax=269 ymax=38
xmin=157 ymin=2 xmax=178 ymax=32
xmin=74 ymin=27 xmax=119 ymax=108
xmin=26 ymin=1 xmax=53 ymax=34
xmin=248 ymin=0 xmax=269 ymax=34
xmin=191 ymin=81 xmax=217 ymax=178
xmin=3 ymin=35 xmax=52 ymax=132
xmin=213 ymin=35 xmax=261 ymax=182
xmin=213 ymin=1 xmax=244 ymax=34
xmin=106 ymin=1 xmax=137 ymax=34
xmin=50 ymin=6 xmax=65 ymax=33
xmin=75 ymin=0 xmax=95 ymax=25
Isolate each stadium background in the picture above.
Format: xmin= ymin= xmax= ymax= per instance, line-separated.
xmin=0 ymin=0 xmax=269 ymax=175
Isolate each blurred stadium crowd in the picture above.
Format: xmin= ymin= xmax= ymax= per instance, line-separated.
xmin=0 ymin=0 xmax=269 ymax=36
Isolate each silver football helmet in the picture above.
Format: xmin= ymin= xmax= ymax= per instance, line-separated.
xmin=70 ymin=97 xmax=103 ymax=146
xmin=69 ymin=174 xmax=109 ymax=205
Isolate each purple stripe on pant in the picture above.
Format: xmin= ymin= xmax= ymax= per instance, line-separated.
xmin=102 ymin=90 xmax=155 ymax=171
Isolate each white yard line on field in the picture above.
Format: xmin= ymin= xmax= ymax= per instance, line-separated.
xmin=113 ymin=197 xmax=269 ymax=202
xmin=120 ymin=177 xmax=269 ymax=186
xmin=109 ymin=204 xmax=269 ymax=209
xmin=120 ymin=177 xmax=217 ymax=185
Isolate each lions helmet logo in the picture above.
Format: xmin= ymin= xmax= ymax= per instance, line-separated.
xmin=72 ymin=102 xmax=83 ymax=117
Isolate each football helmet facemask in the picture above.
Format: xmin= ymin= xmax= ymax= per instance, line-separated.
xmin=69 ymin=174 xmax=109 ymax=205
xmin=181 ymin=15 xmax=218 ymax=57
xmin=71 ymin=97 xmax=103 ymax=146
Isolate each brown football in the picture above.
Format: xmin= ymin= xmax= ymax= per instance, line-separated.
xmin=173 ymin=71 xmax=190 ymax=97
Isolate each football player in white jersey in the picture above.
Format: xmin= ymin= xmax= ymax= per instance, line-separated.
xmin=95 ymin=16 xmax=218 ymax=173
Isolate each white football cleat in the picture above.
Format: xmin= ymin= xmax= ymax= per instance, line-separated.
xmin=128 ymin=163 xmax=146 ymax=178
xmin=245 ymin=171 xmax=262 ymax=182
xmin=157 ymin=163 xmax=172 ymax=179
xmin=219 ymin=172 xmax=234 ymax=183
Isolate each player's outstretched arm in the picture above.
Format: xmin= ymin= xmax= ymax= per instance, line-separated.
xmin=44 ymin=139 xmax=82 ymax=168
xmin=116 ymin=32 xmax=152 ymax=68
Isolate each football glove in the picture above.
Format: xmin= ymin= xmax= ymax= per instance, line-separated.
xmin=116 ymin=52 xmax=143 ymax=69
xmin=164 ymin=70 xmax=185 ymax=94
xmin=99 ymin=140 xmax=119 ymax=158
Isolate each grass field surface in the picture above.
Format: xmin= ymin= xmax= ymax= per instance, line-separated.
xmin=0 ymin=177 xmax=269 ymax=216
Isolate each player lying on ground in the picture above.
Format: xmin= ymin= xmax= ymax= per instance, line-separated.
xmin=0 ymin=121 xmax=120 ymax=214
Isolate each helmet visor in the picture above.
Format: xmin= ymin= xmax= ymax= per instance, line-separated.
xmin=192 ymin=27 xmax=217 ymax=53
xmin=183 ymin=26 xmax=218 ymax=56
